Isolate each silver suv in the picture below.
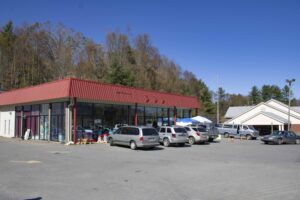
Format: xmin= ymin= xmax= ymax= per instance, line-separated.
xmin=108 ymin=126 xmax=160 ymax=150
xmin=184 ymin=126 xmax=209 ymax=145
xmin=158 ymin=126 xmax=188 ymax=147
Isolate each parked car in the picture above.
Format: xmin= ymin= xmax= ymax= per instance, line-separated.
xmin=158 ymin=126 xmax=188 ymax=147
xmin=261 ymin=131 xmax=300 ymax=145
xmin=198 ymin=124 xmax=219 ymax=142
xmin=108 ymin=126 xmax=160 ymax=150
xmin=184 ymin=126 xmax=209 ymax=145
xmin=216 ymin=124 xmax=259 ymax=140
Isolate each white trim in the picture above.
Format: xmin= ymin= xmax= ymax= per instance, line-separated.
xmin=266 ymin=99 xmax=300 ymax=114
xmin=240 ymin=112 xmax=287 ymax=124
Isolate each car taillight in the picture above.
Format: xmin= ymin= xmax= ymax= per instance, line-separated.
xmin=139 ymin=136 xmax=144 ymax=142
xmin=172 ymin=133 xmax=176 ymax=138
xmin=196 ymin=132 xmax=201 ymax=136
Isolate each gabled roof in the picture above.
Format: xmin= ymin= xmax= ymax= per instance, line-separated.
xmin=225 ymin=99 xmax=300 ymax=125
xmin=225 ymin=102 xmax=266 ymax=122
xmin=266 ymin=99 xmax=300 ymax=114
xmin=225 ymin=106 xmax=254 ymax=118
xmin=225 ymin=99 xmax=300 ymax=119
xmin=0 ymin=78 xmax=200 ymax=109
xmin=241 ymin=111 xmax=288 ymax=124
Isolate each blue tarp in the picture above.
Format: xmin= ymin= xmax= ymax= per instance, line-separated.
xmin=176 ymin=118 xmax=198 ymax=123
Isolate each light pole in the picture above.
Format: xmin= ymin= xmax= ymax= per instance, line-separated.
xmin=286 ymin=79 xmax=295 ymax=131
xmin=216 ymin=75 xmax=219 ymax=124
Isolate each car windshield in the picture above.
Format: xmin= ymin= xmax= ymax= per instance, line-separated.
xmin=174 ymin=128 xmax=187 ymax=133
xmin=142 ymin=128 xmax=159 ymax=136
xmin=248 ymin=125 xmax=255 ymax=130
xmin=272 ymin=131 xmax=283 ymax=135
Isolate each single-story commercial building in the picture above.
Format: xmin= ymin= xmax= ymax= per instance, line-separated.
xmin=225 ymin=99 xmax=300 ymax=135
xmin=0 ymin=78 xmax=200 ymax=143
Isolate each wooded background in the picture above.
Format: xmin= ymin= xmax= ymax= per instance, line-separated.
xmin=0 ymin=21 xmax=299 ymax=121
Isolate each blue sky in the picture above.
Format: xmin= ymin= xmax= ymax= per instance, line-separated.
xmin=1 ymin=0 xmax=299 ymax=98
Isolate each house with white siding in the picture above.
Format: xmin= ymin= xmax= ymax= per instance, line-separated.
xmin=224 ymin=99 xmax=300 ymax=135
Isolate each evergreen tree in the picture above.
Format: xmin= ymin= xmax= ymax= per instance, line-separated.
xmin=261 ymin=85 xmax=272 ymax=101
xmin=217 ymin=87 xmax=227 ymax=119
xmin=271 ymin=85 xmax=283 ymax=101
xmin=249 ymin=86 xmax=261 ymax=105
xmin=107 ymin=59 xmax=135 ymax=86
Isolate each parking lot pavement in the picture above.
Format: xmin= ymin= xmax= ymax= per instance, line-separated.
xmin=0 ymin=137 xmax=300 ymax=200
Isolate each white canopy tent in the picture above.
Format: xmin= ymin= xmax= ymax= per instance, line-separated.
xmin=176 ymin=122 xmax=193 ymax=126
xmin=192 ymin=116 xmax=212 ymax=124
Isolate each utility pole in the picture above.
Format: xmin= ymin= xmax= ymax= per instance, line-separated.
xmin=286 ymin=79 xmax=295 ymax=131
xmin=217 ymin=75 xmax=219 ymax=124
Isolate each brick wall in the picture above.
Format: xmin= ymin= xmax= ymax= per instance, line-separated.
xmin=291 ymin=124 xmax=300 ymax=134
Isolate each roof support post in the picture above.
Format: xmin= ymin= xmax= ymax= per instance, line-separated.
xmin=134 ymin=103 xmax=138 ymax=126
xmin=19 ymin=107 xmax=24 ymax=138
xmin=143 ymin=106 xmax=146 ymax=125
xmin=167 ymin=108 xmax=170 ymax=126
xmin=48 ymin=104 xmax=51 ymax=141
xmin=73 ymin=97 xmax=77 ymax=144
xmin=65 ymin=102 xmax=70 ymax=143
xmin=271 ymin=122 xmax=273 ymax=133
xmin=173 ymin=107 xmax=177 ymax=125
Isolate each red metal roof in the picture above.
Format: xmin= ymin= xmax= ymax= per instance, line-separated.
xmin=0 ymin=79 xmax=70 ymax=106
xmin=0 ymin=78 xmax=200 ymax=109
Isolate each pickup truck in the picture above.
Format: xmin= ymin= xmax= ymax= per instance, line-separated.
xmin=216 ymin=124 xmax=259 ymax=140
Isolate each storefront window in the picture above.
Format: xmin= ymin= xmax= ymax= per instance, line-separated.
xmin=157 ymin=108 xmax=168 ymax=126
xmin=137 ymin=106 xmax=145 ymax=126
xmin=51 ymin=103 xmax=65 ymax=142
xmin=23 ymin=105 xmax=31 ymax=112
xmin=77 ymin=103 xmax=93 ymax=116
xmin=39 ymin=104 xmax=49 ymax=140
xmin=39 ymin=116 xmax=49 ymax=140
xmin=80 ymin=103 xmax=130 ymax=130
xmin=145 ymin=107 xmax=157 ymax=126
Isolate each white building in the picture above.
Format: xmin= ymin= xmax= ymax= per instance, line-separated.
xmin=224 ymin=99 xmax=300 ymax=135
xmin=0 ymin=106 xmax=15 ymax=138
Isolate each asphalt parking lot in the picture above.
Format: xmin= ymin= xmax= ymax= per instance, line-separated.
xmin=0 ymin=137 xmax=299 ymax=200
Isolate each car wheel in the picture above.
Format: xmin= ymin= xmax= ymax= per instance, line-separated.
xmin=246 ymin=135 xmax=252 ymax=140
xmin=163 ymin=138 xmax=170 ymax=147
xmin=208 ymin=138 xmax=214 ymax=142
xmin=296 ymin=139 xmax=300 ymax=144
xmin=277 ymin=139 xmax=283 ymax=145
xmin=188 ymin=136 xmax=195 ymax=145
xmin=224 ymin=133 xmax=229 ymax=138
xmin=130 ymin=141 xmax=137 ymax=150
xmin=109 ymin=138 xmax=114 ymax=146
xmin=264 ymin=141 xmax=268 ymax=144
